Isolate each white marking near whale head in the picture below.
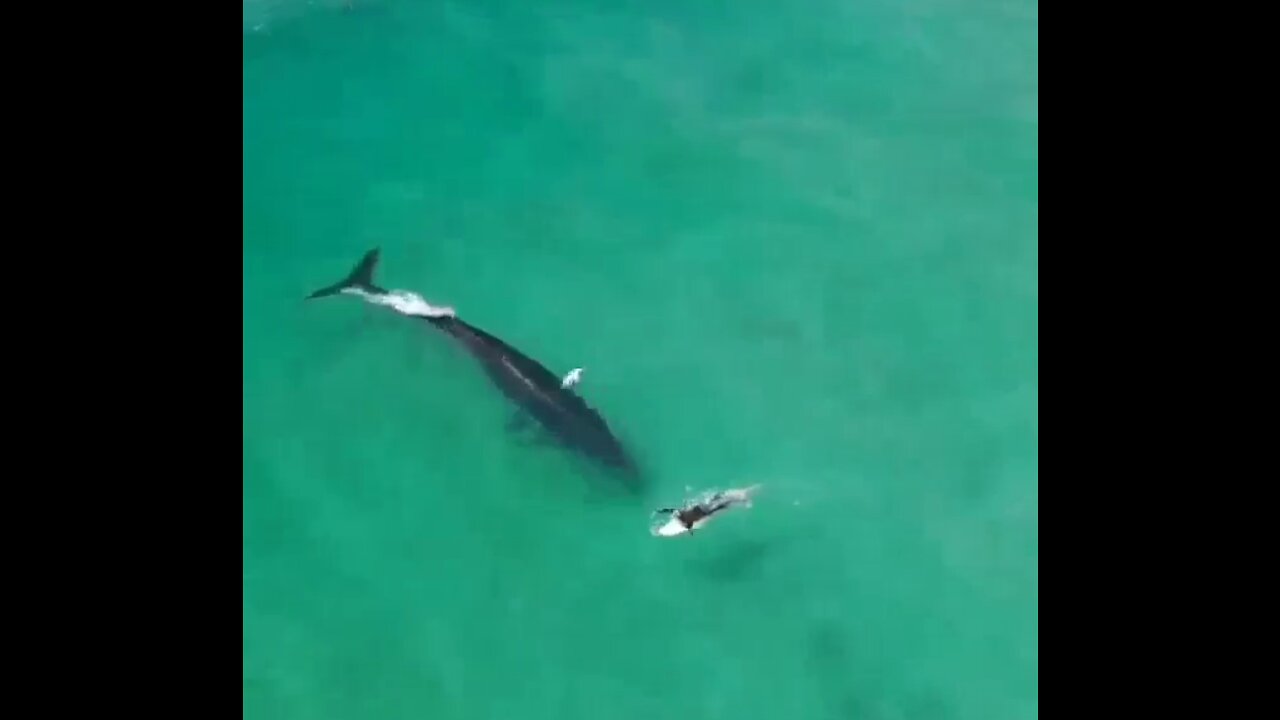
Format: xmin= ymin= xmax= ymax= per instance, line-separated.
xmin=342 ymin=287 xmax=456 ymax=318
xmin=561 ymin=367 xmax=584 ymax=388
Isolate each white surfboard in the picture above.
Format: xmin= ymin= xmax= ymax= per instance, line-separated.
xmin=653 ymin=517 xmax=691 ymax=537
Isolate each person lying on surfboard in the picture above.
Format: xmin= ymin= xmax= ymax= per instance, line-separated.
xmin=651 ymin=485 xmax=761 ymax=537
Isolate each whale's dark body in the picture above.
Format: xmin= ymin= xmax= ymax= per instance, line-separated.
xmin=308 ymin=248 xmax=641 ymax=486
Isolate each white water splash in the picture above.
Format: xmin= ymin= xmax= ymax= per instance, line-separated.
xmin=343 ymin=288 xmax=456 ymax=318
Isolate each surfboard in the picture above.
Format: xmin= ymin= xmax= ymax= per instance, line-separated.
xmin=652 ymin=517 xmax=690 ymax=537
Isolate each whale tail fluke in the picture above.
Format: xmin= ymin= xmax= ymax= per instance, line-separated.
xmin=307 ymin=248 xmax=382 ymax=299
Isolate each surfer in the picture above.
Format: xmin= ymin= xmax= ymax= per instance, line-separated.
xmin=651 ymin=485 xmax=761 ymax=537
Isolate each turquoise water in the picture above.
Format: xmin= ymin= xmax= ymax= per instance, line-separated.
xmin=243 ymin=2 xmax=1037 ymax=719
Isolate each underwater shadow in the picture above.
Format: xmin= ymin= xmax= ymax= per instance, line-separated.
xmin=688 ymin=536 xmax=786 ymax=583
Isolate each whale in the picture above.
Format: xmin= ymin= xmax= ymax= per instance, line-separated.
xmin=306 ymin=248 xmax=641 ymax=486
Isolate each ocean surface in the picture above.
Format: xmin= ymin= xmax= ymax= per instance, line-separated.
xmin=242 ymin=1 xmax=1038 ymax=718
